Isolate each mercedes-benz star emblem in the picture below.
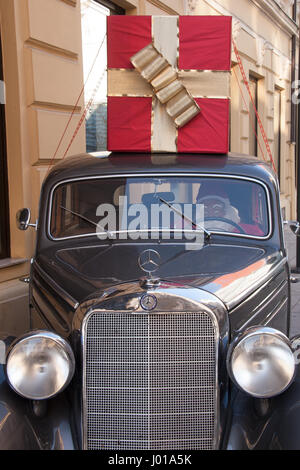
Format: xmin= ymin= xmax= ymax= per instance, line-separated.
xmin=140 ymin=293 xmax=157 ymax=311
xmin=138 ymin=249 xmax=160 ymax=274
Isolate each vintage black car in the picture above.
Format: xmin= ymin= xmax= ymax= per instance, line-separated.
xmin=2 ymin=151 xmax=300 ymax=450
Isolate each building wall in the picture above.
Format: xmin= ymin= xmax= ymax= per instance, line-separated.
xmin=0 ymin=0 xmax=86 ymax=332
xmin=0 ymin=0 xmax=298 ymax=329
xmin=189 ymin=0 xmax=298 ymax=220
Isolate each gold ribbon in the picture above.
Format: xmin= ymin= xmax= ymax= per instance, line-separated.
xmin=130 ymin=43 xmax=200 ymax=128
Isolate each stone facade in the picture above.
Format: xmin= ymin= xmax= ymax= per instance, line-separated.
xmin=189 ymin=0 xmax=299 ymax=220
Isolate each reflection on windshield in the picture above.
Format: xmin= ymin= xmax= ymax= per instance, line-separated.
xmin=50 ymin=176 xmax=270 ymax=241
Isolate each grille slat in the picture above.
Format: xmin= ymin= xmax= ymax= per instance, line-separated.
xmin=83 ymin=312 xmax=217 ymax=450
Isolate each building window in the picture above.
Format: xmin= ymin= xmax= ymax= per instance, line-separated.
xmin=0 ymin=35 xmax=10 ymax=259
xmin=248 ymin=75 xmax=258 ymax=157
xmin=274 ymin=87 xmax=282 ymax=181
xmin=81 ymin=0 xmax=125 ymax=152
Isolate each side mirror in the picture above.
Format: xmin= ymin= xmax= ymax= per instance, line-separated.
xmin=284 ymin=220 xmax=300 ymax=236
xmin=16 ymin=208 xmax=37 ymax=231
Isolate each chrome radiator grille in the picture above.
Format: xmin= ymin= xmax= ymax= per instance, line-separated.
xmin=83 ymin=311 xmax=217 ymax=450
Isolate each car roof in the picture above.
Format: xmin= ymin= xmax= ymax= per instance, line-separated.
xmin=44 ymin=151 xmax=277 ymax=188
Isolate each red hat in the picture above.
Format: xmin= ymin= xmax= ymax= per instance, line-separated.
xmin=197 ymin=182 xmax=229 ymax=201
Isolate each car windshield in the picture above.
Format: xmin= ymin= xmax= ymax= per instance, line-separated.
xmin=49 ymin=176 xmax=270 ymax=241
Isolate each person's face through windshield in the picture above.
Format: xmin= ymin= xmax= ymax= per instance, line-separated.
xmin=201 ymin=197 xmax=226 ymax=218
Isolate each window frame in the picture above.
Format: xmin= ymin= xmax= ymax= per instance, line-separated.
xmin=0 ymin=34 xmax=10 ymax=260
xmin=94 ymin=0 xmax=125 ymax=14
xmin=274 ymin=86 xmax=282 ymax=184
xmin=47 ymin=174 xmax=273 ymax=242
xmin=82 ymin=0 xmax=125 ymax=153
xmin=248 ymin=75 xmax=259 ymax=157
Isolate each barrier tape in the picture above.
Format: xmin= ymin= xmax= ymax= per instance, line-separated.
xmin=61 ymin=67 xmax=107 ymax=159
xmin=47 ymin=34 xmax=107 ymax=174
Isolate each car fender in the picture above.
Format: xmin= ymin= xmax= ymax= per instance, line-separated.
xmin=0 ymin=363 xmax=42 ymax=450
xmin=225 ymin=366 xmax=300 ymax=450
xmin=0 ymin=333 xmax=77 ymax=450
xmin=262 ymin=370 xmax=300 ymax=450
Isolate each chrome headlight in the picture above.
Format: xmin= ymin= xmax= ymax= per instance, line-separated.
xmin=6 ymin=331 xmax=75 ymax=400
xmin=227 ymin=327 xmax=296 ymax=398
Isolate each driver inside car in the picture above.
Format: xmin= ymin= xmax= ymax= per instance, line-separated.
xmin=196 ymin=183 xmax=265 ymax=236
xmin=196 ymin=186 xmax=241 ymax=233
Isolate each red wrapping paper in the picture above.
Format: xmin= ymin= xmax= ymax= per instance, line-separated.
xmin=107 ymin=16 xmax=152 ymax=69
xmin=107 ymin=96 xmax=152 ymax=152
xmin=178 ymin=16 xmax=232 ymax=71
xmin=178 ymin=98 xmax=230 ymax=153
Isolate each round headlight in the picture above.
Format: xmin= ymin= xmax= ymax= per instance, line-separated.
xmin=6 ymin=331 xmax=75 ymax=400
xmin=227 ymin=327 xmax=295 ymax=398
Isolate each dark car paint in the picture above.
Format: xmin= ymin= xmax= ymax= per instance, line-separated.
xmin=1 ymin=152 xmax=299 ymax=450
xmin=31 ymin=242 xmax=290 ymax=336
xmin=0 ymin=362 xmax=77 ymax=450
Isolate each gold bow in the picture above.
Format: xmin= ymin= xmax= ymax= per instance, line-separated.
xmin=130 ymin=43 xmax=200 ymax=128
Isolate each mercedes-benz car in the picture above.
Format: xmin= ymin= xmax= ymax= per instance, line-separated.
xmin=2 ymin=152 xmax=300 ymax=450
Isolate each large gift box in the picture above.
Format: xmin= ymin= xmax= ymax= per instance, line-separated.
xmin=107 ymin=16 xmax=232 ymax=153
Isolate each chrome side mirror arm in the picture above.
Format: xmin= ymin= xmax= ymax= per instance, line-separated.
xmin=284 ymin=220 xmax=300 ymax=236
xmin=16 ymin=208 xmax=38 ymax=231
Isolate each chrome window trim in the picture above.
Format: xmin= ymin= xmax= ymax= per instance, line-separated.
xmin=81 ymin=305 xmax=220 ymax=450
xmin=47 ymin=173 xmax=273 ymax=242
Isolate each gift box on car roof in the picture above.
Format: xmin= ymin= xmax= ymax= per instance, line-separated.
xmin=107 ymin=15 xmax=232 ymax=153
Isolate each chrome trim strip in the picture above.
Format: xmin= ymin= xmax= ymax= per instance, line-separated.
xmin=47 ymin=173 xmax=273 ymax=242
xmin=50 ymin=229 xmax=208 ymax=242
xmin=33 ymin=262 xmax=79 ymax=310
xmin=81 ymin=303 xmax=220 ymax=450
xmin=263 ymin=296 xmax=288 ymax=326
xmin=226 ymin=256 xmax=287 ymax=311
xmin=234 ymin=278 xmax=288 ymax=332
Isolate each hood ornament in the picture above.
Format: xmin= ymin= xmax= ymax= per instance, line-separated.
xmin=138 ymin=249 xmax=161 ymax=289
xmin=138 ymin=249 xmax=160 ymax=275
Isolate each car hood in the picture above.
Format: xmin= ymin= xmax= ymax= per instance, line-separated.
xmin=36 ymin=241 xmax=286 ymax=310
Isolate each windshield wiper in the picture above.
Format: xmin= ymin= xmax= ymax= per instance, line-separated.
xmin=60 ymin=206 xmax=112 ymax=237
xmin=159 ymin=197 xmax=211 ymax=239
xmin=60 ymin=202 xmax=211 ymax=240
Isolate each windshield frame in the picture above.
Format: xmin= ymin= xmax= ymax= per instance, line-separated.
xmin=47 ymin=173 xmax=273 ymax=242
